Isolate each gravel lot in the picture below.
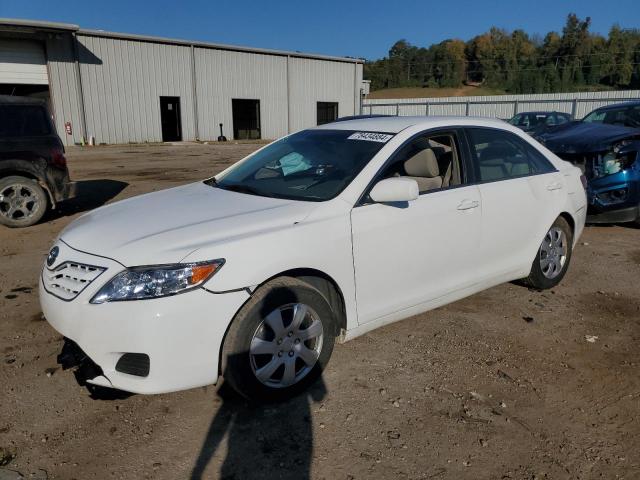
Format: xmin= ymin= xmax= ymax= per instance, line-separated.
xmin=1 ymin=143 xmax=639 ymax=480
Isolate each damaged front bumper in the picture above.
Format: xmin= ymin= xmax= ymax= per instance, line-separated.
xmin=560 ymin=142 xmax=640 ymax=224
xmin=57 ymin=337 xmax=106 ymax=387
xmin=586 ymin=169 xmax=640 ymax=223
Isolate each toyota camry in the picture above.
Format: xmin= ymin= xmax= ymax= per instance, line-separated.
xmin=40 ymin=116 xmax=587 ymax=401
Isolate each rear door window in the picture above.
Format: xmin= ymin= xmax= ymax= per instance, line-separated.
xmin=603 ymin=108 xmax=629 ymax=126
xmin=0 ymin=105 xmax=51 ymax=137
xmin=466 ymin=128 xmax=556 ymax=183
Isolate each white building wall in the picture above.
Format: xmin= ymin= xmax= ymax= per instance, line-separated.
xmin=46 ymin=34 xmax=84 ymax=146
xmin=43 ymin=32 xmax=362 ymax=145
xmin=77 ymin=35 xmax=196 ymax=144
xmin=195 ymin=49 xmax=288 ymax=141
xmin=288 ymin=57 xmax=361 ymax=132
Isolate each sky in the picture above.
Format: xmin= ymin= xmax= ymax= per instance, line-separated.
xmin=1 ymin=0 xmax=639 ymax=60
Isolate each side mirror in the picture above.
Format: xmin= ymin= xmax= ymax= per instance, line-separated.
xmin=369 ymin=177 xmax=419 ymax=203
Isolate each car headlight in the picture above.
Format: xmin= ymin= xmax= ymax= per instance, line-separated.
xmin=90 ymin=259 xmax=224 ymax=304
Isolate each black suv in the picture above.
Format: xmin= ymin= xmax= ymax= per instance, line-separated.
xmin=0 ymin=95 xmax=75 ymax=227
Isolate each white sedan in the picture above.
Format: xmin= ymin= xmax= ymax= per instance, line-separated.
xmin=40 ymin=117 xmax=587 ymax=401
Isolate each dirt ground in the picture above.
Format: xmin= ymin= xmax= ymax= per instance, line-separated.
xmin=1 ymin=143 xmax=639 ymax=480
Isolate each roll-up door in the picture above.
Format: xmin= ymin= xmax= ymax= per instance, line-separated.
xmin=0 ymin=39 xmax=48 ymax=85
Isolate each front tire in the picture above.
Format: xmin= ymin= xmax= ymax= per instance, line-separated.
xmin=0 ymin=176 xmax=48 ymax=228
xmin=523 ymin=216 xmax=573 ymax=290
xmin=221 ymin=277 xmax=336 ymax=402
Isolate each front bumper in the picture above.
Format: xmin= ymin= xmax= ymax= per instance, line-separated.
xmin=585 ymin=166 xmax=640 ymax=224
xmin=39 ymin=241 xmax=250 ymax=394
xmin=587 ymin=204 xmax=640 ymax=224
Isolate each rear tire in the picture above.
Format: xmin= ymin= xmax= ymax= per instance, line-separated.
xmin=0 ymin=176 xmax=48 ymax=228
xmin=221 ymin=276 xmax=336 ymax=402
xmin=523 ymin=216 xmax=573 ymax=290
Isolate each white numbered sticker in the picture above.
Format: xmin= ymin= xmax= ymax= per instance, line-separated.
xmin=347 ymin=132 xmax=393 ymax=143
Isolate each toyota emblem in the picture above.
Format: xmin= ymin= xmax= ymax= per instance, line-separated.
xmin=47 ymin=246 xmax=59 ymax=267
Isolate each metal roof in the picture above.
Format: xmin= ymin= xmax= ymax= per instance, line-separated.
xmin=0 ymin=18 xmax=363 ymax=64
xmin=0 ymin=18 xmax=79 ymax=32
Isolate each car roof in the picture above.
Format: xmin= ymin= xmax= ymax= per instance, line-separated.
xmin=591 ymin=100 xmax=640 ymax=112
xmin=515 ymin=111 xmax=569 ymax=116
xmin=316 ymin=115 xmax=509 ymax=134
xmin=0 ymin=95 xmax=46 ymax=105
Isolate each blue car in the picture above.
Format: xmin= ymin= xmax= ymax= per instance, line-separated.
xmin=535 ymin=102 xmax=640 ymax=225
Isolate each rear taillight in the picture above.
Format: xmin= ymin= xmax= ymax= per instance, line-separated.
xmin=580 ymin=174 xmax=588 ymax=191
xmin=51 ymin=147 xmax=67 ymax=168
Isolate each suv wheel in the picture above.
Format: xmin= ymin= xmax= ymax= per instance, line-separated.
xmin=0 ymin=176 xmax=48 ymax=228
xmin=221 ymin=277 xmax=337 ymax=402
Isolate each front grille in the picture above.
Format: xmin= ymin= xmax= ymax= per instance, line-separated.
xmin=42 ymin=261 xmax=106 ymax=301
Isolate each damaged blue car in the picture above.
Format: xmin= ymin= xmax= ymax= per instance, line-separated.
xmin=535 ymin=103 xmax=640 ymax=225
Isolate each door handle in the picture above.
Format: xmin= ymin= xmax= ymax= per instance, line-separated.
xmin=546 ymin=182 xmax=563 ymax=191
xmin=457 ymin=199 xmax=479 ymax=210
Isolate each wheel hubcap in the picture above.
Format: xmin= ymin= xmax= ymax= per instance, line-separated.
xmin=539 ymin=226 xmax=567 ymax=279
xmin=0 ymin=183 xmax=39 ymax=221
xmin=249 ymin=303 xmax=324 ymax=388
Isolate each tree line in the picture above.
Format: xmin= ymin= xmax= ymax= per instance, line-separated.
xmin=364 ymin=14 xmax=640 ymax=93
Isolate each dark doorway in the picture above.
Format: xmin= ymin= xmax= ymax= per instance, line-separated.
xmin=232 ymin=99 xmax=261 ymax=140
xmin=160 ymin=96 xmax=182 ymax=142
xmin=317 ymin=102 xmax=338 ymax=125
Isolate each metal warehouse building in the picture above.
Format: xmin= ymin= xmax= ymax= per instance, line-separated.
xmin=0 ymin=18 xmax=364 ymax=146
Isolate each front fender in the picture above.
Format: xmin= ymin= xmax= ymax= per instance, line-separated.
xmin=182 ymin=210 xmax=359 ymax=331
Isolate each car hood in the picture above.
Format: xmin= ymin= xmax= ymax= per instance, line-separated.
xmin=60 ymin=182 xmax=317 ymax=266
xmin=535 ymin=122 xmax=640 ymax=153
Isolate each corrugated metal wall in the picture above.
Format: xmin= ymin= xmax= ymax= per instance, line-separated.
xmin=44 ymin=33 xmax=362 ymax=146
xmin=46 ymin=34 xmax=84 ymax=145
xmin=195 ymin=49 xmax=288 ymax=141
xmin=363 ymin=90 xmax=640 ymax=119
xmin=288 ymin=57 xmax=360 ymax=131
xmin=78 ymin=35 xmax=196 ymax=144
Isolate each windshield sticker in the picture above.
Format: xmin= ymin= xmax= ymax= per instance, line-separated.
xmin=347 ymin=132 xmax=393 ymax=143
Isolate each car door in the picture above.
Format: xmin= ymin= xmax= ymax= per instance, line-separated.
xmin=464 ymin=127 xmax=563 ymax=280
xmin=350 ymin=129 xmax=482 ymax=324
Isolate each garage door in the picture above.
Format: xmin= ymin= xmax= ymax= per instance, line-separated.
xmin=0 ymin=39 xmax=48 ymax=85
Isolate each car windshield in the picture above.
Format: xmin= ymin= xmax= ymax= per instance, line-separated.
xmin=211 ymin=129 xmax=394 ymax=201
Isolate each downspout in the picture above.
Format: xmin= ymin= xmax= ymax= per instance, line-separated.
xmin=286 ymin=55 xmax=292 ymax=134
xmin=190 ymin=44 xmax=200 ymax=141
xmin=71 ymin=32 xmax=88 ymax=144
xmin=354 ymin=62 xmax=358 ymax=116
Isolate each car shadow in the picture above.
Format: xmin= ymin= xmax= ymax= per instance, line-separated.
xmin=46 ymin=179 xmax=128 ymax=220
xmin=191 ymin=377 xmax=326 ymax=480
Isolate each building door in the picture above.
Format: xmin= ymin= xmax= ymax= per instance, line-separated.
xmin=0 ymin=39 xmax=48 ymax=86
xmin=232 ymin=99 xmax=261 ymax=140
xmin=317 ymin=102 xmax=339 ymax=125
xmin=159 ymin=96 xmax=182 ymax=142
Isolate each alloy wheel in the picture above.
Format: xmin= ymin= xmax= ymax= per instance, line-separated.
xmin=249 ymin=303 xmax=324 ymax=388
xmin=0 ymin=182 xmax=41 ymax=222
xmin=539 ymin=226 xmax=568 ymax=279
